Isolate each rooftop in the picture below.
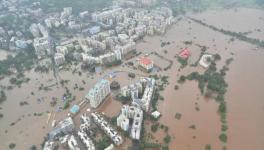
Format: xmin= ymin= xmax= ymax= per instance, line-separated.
xmin=139 ymin=57 xmax=153 ymax=65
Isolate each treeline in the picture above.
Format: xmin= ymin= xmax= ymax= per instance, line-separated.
xmin=188 ymin=17 xmax=264 ymax=48
xmin=178 ymin=56 xmax=233 ymax=149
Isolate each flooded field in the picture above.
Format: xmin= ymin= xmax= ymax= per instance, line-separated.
xmin=136 ymin=8 xmax=264 ymax=150
xmin=0 ymin=8 xmax=264 ymax=150
xmin=188 ymin=8 xmax=264 ymax=41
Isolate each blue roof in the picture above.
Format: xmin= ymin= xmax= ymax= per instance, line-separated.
xmin=70 ymin=105 xmax=80 ymax=114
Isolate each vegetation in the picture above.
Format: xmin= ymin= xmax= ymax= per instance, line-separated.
xmin=96 ymin=135 xmax=112 ymax=150
xmin=0 ymin=90 xmax=7 ymax=103
xmin=0 ymin=113 xmax=3 ymax=119
xmin=0 ymin=46 xmax=36 ymax=76
xmin=151 ymin=123 xmax=159 ymax=132
xmin=205 ymin=144 xmax=212 ymax=150
xmin=30 ymin=145 xmax=37 ymax=150
xmin=163 ymin=134 xmax=171 ymax=144
xmin=161 ymin=41 xmax=170 ymax=47
xmin=175 ymin=113 xmax=182 ymax=120
xmin=179 ymin=57 xmax=233 ymax=146
xmin=9 ymin=143 xmax=16 ymax=149
xmin=219 ymin=133 xmax=228 ymax=143
xmin=177 ymin=57 xmax=188 ymax=68
xmin=105 ymin=60 xmax=122 ymax=68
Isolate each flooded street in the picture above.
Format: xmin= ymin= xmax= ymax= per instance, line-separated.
xmin=0 ymin=8 xmax=264 ymax=150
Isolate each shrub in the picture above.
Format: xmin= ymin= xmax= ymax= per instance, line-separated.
xmin=163 ymin=135 xmax=171 ymax=144
xmin=219 ymin=133 xmax=227 ymax=143
xmin=9 ymin=143 xmax=16 ymax=149
xmin=205 ymin=144 xmax=211 ymax=150
xmin=151 ymin=123 xmax=159 ymax=132
xmin=30 ymin=145 xmax=37 ymax=150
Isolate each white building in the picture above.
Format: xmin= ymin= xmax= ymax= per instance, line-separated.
xmin=68 ymin=135 xmax=80 ymax=150
xmin=29 ymin=23 xmax=41 ymax=37
xmin=91 ymin=112 xmax=123 ymax=145
xmin=33 ymin=37 xmax=53 ymax=59
xmin=78 ymin=131 xmax=95 ymax=150
xmin=199 ymin=54 xmax=213 ymax=68
xmin=86 ymin=79 xmax=111 ymax=108
xmin=54 ymin=53 xmax=65 ymax=66
xmin=137 ymin=57 xmax=154 ymax=71
xmin=117 ymin=105 xmax=143 ymax=140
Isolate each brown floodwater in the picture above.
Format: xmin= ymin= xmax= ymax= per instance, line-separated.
xmin=135 ymin=8 xmax=264 ymax=150
xmin=0 ymin=8 xmax=264 ymax=150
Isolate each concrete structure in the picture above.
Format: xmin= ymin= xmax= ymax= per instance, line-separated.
xmin=48 ymin=117 xmax=75 ymax=140
xmin=91 ymin=112 xmax=123 ymax=145
xmin=138 ymin=57 xmax=154 ymax=71
xmin=78 ymin=131 xmax=95 ymax=150
xmin=151 ymin=110 xmax=161 ymax=119
xmin=33 ymin=37 xmax=53 ymax=59
xmin=117 ymin=105 xmax=143 ymax=140
xmin=199 ymin=54 xmax=213 ymax=68
xmin=68 ymin=135 xmax=80 ymax=150
xmin=122 ymin=77 xmax=155 ymax=111
xmin=54 ymin=53 xmax=65 ymax=66
xmin=86 ymin=79 xmax=111 ymax=108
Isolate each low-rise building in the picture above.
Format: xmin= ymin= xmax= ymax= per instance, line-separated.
xmin=199 ymin=54 xmax=213 ymax=68
xmin=54 ymin=53 xmax=65 ymax=66
xmin=137 ymin=57 xmax=154 ymax=72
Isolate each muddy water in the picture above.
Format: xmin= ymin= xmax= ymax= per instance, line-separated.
xmin=188 ymin=8 xmax=264 ymax=41
xmin=1 ymin=8 xmax=264 ymax=150
xmin=0 ymin=60 xmax=146 ymax=149
xmin=136 ymin=9 xmax=264 ymax=150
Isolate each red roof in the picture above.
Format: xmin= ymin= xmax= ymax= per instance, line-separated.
xmin=139 ymin=57 xmax=152 ymax=65
xmin=179 ymin=48 xmax=191 ymax=59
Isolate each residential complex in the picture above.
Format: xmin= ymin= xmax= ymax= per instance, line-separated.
xmin=85 ymin=79 xmax=111 ymax=108
xmin=91 ymin=112 xmax=123 ymax=145
xmin=117 ymin=77 xmax=156 ymax=140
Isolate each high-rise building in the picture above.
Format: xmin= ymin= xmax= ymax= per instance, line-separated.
xmin=85 ymin=79 xmax=111 ymax=108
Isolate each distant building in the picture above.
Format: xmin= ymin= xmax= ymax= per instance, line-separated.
xmin=29 ymin=23 xmax=41 ymax=37
xmin=33 ymin=37 xmax=53 ymax=59
xmin=89 ymin=26 xmax=101 ymax=35
xmin=85 ymin=79 xmax=111 ymax=108
xmin=54 ymin=53 xmax=65 ymax=66
xmin=137 ymin=57 xmax=154 ymax=72
xmin=15 ymin=40 xmax=28 ymax=49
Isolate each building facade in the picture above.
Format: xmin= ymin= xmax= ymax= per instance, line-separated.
xmin=86 ymin=79 xmax=111 ymax=108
